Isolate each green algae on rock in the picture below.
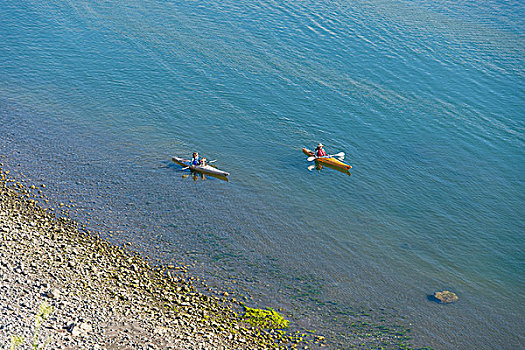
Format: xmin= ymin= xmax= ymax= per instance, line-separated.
xmin=241 ymin=305 xmax=289 ymax=329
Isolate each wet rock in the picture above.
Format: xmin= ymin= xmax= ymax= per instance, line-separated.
xmin=434 ymin=290 xmax=458 ymax=303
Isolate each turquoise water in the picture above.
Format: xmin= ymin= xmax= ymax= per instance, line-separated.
xmin=1 ymin=0 xmax=524 ymax=348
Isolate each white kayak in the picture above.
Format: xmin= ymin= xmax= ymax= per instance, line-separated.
xmin=172 ymin=156 xmax=230 ymax=177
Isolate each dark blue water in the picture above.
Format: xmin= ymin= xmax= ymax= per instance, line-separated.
xmin=1 ymin=1 xmax=524 ymax=348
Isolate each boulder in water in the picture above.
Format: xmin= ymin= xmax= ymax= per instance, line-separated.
xmin=433 ymin=290 xmax=458 ymax=303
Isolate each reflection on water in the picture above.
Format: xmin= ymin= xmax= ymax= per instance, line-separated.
xmin=181 ymin=171 xmax=229 ymax=182
xmin=308 ymin=161 xmax=352 ymax=176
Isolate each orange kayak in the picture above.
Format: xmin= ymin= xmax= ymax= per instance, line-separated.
xmin=302 ymin=148 xmax=352 ymax=170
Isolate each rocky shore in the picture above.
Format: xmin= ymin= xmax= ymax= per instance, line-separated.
xmin=0 ymin=164 xmax=322 ymax=350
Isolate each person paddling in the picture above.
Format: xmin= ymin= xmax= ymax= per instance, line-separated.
xmin=190 ymin=152 xmax=201 ymax=166
xmin=315 ymin=143 xmax=327 ymax=157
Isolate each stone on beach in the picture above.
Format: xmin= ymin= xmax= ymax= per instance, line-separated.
xmin=69 ymin=322 xmax=93 ymax=337
xmin=46 ymin=287 xmax=61 ymax=299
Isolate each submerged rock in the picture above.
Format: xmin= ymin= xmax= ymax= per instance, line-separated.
xmin=434 ymin=290 xmax=458 ymax=303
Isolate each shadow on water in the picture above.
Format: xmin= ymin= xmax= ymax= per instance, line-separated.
xmin=426 ymin=294 xmax=441 ymax=304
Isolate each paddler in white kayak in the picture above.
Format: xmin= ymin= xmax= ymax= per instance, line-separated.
xmin=190 ymin=152 xmax=202 ymax=166
xmin=189 ymin=153 xmax=210 ymax=172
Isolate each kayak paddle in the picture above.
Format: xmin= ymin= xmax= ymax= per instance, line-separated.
xmin=307 ymin=152 xmax=345 ymax=161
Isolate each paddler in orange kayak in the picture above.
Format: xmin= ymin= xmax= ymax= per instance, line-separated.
xmin=315 ymin=143 xmax=328 ymax=157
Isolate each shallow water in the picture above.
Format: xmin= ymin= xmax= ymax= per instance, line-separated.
xmin=1 ymin=0 xmax=524 ymax=348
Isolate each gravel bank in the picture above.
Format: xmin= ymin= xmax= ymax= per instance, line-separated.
xmin=0 ymin=164 xmax=321 ymax=350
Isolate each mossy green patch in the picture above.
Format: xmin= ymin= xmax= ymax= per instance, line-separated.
xmin=241 ymin=305 xmax=289 ymax=329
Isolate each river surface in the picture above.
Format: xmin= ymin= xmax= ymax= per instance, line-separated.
xmin=1 ymin=1 xmax=524 ymax=348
